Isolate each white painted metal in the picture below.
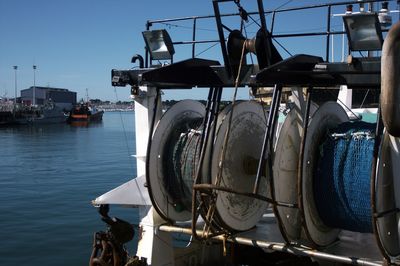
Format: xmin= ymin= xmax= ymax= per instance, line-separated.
xmin=136 ymin=207 xmax=175 ymax=266
xmin=337 ymin=85 xmax=353 ymax=111
xmin=376 ymin=130 xmax=400 ymax=258
xmin=273 ymin=108 xmax=305 ymax=241
xmin=273 ymin=88 xmax=318 ymax=243
xmin=301 ymin=101 xmax=349 ymax=246
xmin=135 ymin=86 xmax=162 ymax=179
xmin=93 ymin=86 xmax=174 ymax=265
xmin=92 ymin=175 xmax=150 ymax=206
xmin=211 ymin=101 xmax=269 ymax=231
xmin=93 ymin=86 xmax=161 ymax=207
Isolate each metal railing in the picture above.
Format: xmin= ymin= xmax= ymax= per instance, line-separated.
xmin=143 ymin=0 xmax=395 ymax=67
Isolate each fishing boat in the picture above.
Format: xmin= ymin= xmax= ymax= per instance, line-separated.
xmin=16 ymin=102 xmax=67 ymax=125
xmin=68 ymin=103 xmax=104 ymax=123
xmin=90 ymin=1 xmax=400 ymax=265
xmin=0 ymin=100 xmax=17 ymax=126
xmin=0 ymin=101 xmax=67 ymax=125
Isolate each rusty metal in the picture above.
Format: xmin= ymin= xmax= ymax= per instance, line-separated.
xmin=89 ymin=231 xmax=127 ymax=266
xmin=194 ymin=184 xmax=274 ymax=203
xmin=159 ymin=224 xmax=383 ymax=266
xmin=90 ymin=205 xmax=134 ymax=266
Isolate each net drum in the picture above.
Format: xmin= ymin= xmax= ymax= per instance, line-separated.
xmin=210 ymin=101 xmax=270 ymax=231
xmin=375 ymin=131 xmax=400 ymax=258
xmin=147 ymin=100 xmax=205 ymax=222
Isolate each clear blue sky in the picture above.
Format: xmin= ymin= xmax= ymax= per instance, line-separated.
xmin=0 ymin=1 xmax=397 ymax=101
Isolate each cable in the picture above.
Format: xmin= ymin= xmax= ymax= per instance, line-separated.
xmin=359 ymin=89 xmax=370 ymax=109
xmin=195 ymin=43 xmax=219 ymax=57
xmin=272 ymin=38 xmax=293 ymax=56
xmin=329 ymin=89 xmax=362 ymax=120
xmin=114 ymin=86 xmax=135 ymax=174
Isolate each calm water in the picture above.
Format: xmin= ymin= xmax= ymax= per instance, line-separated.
xmin=0 ymin=112 xmax=139 ymax=265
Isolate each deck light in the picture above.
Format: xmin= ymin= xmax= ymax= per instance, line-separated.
xmin=343 ymin=13 xmax=383 ymax=51
xmin=142 ymin=29 xmax=175 ymax=61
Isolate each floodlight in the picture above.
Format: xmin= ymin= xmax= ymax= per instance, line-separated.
xmin=142 ymin=29 xmax=175 ymax=61
xmin=343 ymin=13 xmax=383 ymax=51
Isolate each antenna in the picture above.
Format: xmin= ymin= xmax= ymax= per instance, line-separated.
xmin=86 ymin=88 xmax=89 ymax=103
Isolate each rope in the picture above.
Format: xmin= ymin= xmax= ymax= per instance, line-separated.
xmin=202 ymin=40 xmax=248 ymax=236
xmin=314 ymin=121 xmax=376 ymax=233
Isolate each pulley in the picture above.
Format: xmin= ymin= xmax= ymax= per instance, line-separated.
xmin=227 ymin=28 xmax=282 ymax=77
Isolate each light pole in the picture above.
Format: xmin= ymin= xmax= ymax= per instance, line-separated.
xmin=33 ymin=65 xmax=37 ymax=106
xmin=13 ymin=66 xmax=17 ymax=105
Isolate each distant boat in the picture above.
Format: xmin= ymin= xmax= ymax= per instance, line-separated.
xmin=68 ymin=103 xmax=104 ymax=123
xmin=0 ymin=101 xmax=67 ymax=126
xmin=15 ymin=102 xmax=67 ymax=125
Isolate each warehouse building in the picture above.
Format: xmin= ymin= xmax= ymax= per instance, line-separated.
xmin=21 ymin=86 xmax=77 ymax=111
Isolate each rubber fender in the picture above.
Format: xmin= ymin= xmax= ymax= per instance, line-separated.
xmin=381 ymin=21 xmax=400 ymax=137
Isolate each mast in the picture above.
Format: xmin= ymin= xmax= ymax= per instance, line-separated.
xmin=13 ymin=66 xmax=17 ymax=105
xmin=33 ymin=65 xmax=37 ymax=106
xmin=85 ymin=88 xmax=89 ymax=103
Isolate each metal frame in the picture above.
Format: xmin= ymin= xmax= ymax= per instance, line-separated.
xmin=108 ymin=0 xmax=400 ymax=264
xmin=141 ymin=0 xmax=390 ymax=67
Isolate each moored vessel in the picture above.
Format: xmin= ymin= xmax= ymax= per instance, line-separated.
xmin=68 ymin=103 xmax=104 ymax=123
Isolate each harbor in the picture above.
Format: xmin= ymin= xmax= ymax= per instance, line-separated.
xmin=2 ymin=0 xmax=400 ymax=265
xmin=0 ymin=91 xmax=135 ymax=126
xmin=0 ymin=112 xmax=137 ymax=265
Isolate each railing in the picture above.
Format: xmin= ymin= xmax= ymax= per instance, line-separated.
xmin=143 ymin=0 xmax=396 ymax=67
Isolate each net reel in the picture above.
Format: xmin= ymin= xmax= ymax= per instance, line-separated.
xmin=272 ymin=100 xmax=318 ymax=243
xmin=375 ymin=131 xmax=400 ymax=259
xmin=274 ymin=101 xmax=357 ymax=246
xmin=147 ymin=100 xmax=205 ymax=222
xmin=204 ymin=100 xmax=270 ymax=232
xmin=300 ymin=101 xmax=351 ymax=247
xmin=273 ymin=99 xmax=400 ymax=262
xmin=147 ymin=100 xmax=270 ymax=233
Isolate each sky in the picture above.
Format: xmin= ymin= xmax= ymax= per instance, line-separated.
xmin=1 ymin=1 xmax=398 ymax=101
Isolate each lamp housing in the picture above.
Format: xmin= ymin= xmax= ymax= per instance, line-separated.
xmin=343 ymin=13 xmax=383 ymax=51
xmin=142 ymin=29 xmax=175 ymax=61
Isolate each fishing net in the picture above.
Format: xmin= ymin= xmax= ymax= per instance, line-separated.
xmin=163 ymin=118 xmax=203 ymax=212
xmin=314 ymin=121 xmax=376 ymax=233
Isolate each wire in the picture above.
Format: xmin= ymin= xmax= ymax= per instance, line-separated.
xmin=272 ymin=38 xmax=293 ymax=56
xmin=328 ymin=89 xmax=362 ymax=120
xmin=359 ymin=89 xmax=370 ymax=109
xmin=274 ymin=0 xmax=294 ymax=11
xmin=244 ymin=0 xmax=294 ymax=29
xmin=113 ymin=86 xmax=135 ymax=173
xmin=195 ymin=43 xmax=219 ymax=57
xmin=160 ymin=22 xmax=217 ymax=33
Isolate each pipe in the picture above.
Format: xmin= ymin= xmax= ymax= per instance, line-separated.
xmin=158 ymin=225 xmax=382 ymax=266
xmin=381 ymin=21 xmax=400 ymax=137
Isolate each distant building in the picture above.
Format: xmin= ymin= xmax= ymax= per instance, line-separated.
xmin=21 ymin=86 xmax=77 ymax=110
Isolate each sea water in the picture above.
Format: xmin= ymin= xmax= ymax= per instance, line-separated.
xmin=0 ymin=112 xmax=139 ymax=265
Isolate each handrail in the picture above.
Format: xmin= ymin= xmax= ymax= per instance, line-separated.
xmin=144 ymin=0 xmax=396 ymax=65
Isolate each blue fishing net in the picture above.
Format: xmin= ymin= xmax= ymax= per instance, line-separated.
xmin=314 ymin=121 xmax=376 ymax=233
